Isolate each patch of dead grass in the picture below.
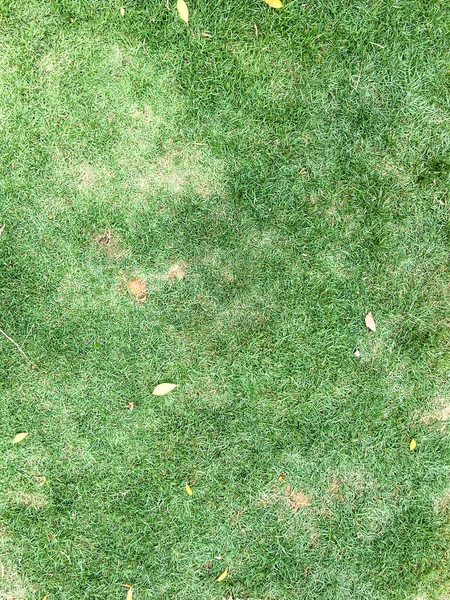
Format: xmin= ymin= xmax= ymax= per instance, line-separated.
xmin=77 ymin=162 xmax=96 ymax=189
xmin=422 ymin=397 xmax=450 ymax=426
xmin=1 ymin=564 xmax=29 ymax=600
xmin=435 ymin=489 xmax=450 ymax=518
xmin=13 ymin=491 xmax=47 ymax=509
xmin=127 ymin=278 xmax=148 ymax=303
xmin=131 ymin=147 xmax=223 ymax=198
xmin=260 ymin=486 xmax=310 ymax=512
xmin=168 ymin=262 xmax=186 ymax=280
xmin=93 ymin=230 xmax=129 ymax=260
xmin=285 ymin=485 xmax=309 ymax=511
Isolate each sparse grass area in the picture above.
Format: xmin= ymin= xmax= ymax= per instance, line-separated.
xmin=1 ymin=1 xmax=450 ymax=598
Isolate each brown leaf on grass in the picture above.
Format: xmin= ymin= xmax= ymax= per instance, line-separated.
xmin=127 ymin=278 xmax=148 ymax=303
xmin=285 ymin=486 xmax=309 ymax=511
xmin=365 ymin=312 xmax=376 ymax=332
xmin=128 ymin=401 xmax=134 ymax=410
xmin=177 ymin=0 xmax=189 ymax=22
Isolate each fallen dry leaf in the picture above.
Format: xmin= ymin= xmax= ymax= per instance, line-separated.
xmin=216 ymin=569 xmax=229 ymax=582
xmin=120 ymin=7 xmax=125 ymax=16
xmin=152 ymin=383 xmax=178 ymax=396
xmin=278 ymin=472 xmax=286 ymax=482
xmin=202 ymin=32 xmax=213 ymax=38
xmin=126 ymin=587 xmax=133 ymax=600
xmin=365 ymin=312 xmax=376 ymax=332
xmin=128 ymin=401 xmax=134 ymax=410
xmin=264 ymin=0 xmax=283 ymax=7
xmin=186 ymin=483 xmax=193 ymax=496
xmin=177 ymin=0 xmax=189 ymax=22
xmin=354 ymin=349 xmax=361 ymax=358
xmin=12 ymin=432 xmax=28 ymax=444
xmin=410 ymin=439 xmax=417 ymax=451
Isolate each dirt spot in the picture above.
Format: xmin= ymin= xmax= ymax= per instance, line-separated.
xmin=285 ymin=486 xmax=309 ymax=511
xmin=14 ymin=491 xmax=47 ymax=509
xmin=93 ymin=230 xmax=128 ymax=260
xmin=127 ymin=278 xmax=147 ymax=303
xmin=168 ymin=263 xmax=186 ymax=280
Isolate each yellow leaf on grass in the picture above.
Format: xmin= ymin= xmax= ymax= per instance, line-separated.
xmin=126 ymin=587 xmax=133 ymax=600
xmin=42 ymin=595 xmax=48 ymax=600
xmin=177 ymin=0 xmax=189 ymax=22
xmin=152 ymin=383 xmax=178 ymax=396
xmin=365 ymin=312 xmax=376 ymax=332
xmin=410 ymin=438 xmax=417 ymax=451
xmin=186 ymin=483 xmax=193 ymax=496
xmin=12 ymin=432 xmax=28 ymax=444
xmin=216 ymin=569 xmax=229 ymax=582
xmin=264 ymin=0 xmax=283 ymax=8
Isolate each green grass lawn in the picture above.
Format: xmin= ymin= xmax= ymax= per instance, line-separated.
xmin=1 ymin=0 xmax=450 ymax=598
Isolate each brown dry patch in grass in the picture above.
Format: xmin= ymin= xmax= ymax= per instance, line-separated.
xmin=127 ymin=278 xmax=148 ymax=303
xmin=77 ymin=162 xmax=96 ymax=189
xmin=93 ymin=230 xmax=129 ymax=260
xmin=13 ymin=491 xmax=47 ymax=509
xmin=0 ymin=530 xmax=30 ymax=600
xmin=168 ymin=263 xmax=186 ymax=280
xmin=422 ymin=397 xmax=450 ymax=426
xmin=435 ymin=489 xmax=450 ymax=518
xmin=285 ymin=485 xmax=309 ymax=512
xmin=133 ymin=147 xmax=223 ymax=198
xmin=260 ymin=486 xmax=310 ymax=512
xmin=1 ymin=564 xmax=29 ymax=600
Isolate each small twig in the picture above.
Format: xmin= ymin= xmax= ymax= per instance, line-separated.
xmin=369 ymin=41 xmax=385 ymax=48
xmin=61 ymin=551 xmax=71 ymax=564
xmin=254 ymin=23 xmax=258 ymax=37
xmin=0 ymin=327 xmax=34 ymax=364
xmin=0 ymin=224 xmax=5 ymax=236
xmin=22 ymin=323 xmax=35 ymax=346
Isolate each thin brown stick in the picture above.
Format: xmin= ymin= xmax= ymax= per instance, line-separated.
xmin=0 ymin=327 xmax=33 ymax=363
